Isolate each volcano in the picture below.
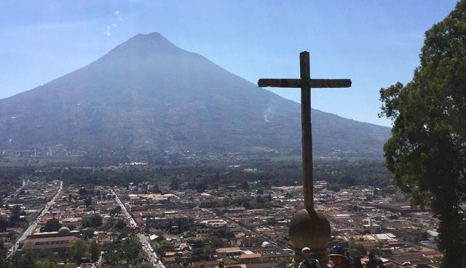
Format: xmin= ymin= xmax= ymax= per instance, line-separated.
xmin=0 ymin=32 xmax=390 ymax=160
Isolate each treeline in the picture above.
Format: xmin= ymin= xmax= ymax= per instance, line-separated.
xmin=189 ymin=159 xmax=393 ymax=189
xmin=314 ymin=159 xmax=393 ymax=188
xmin=47 ymin=167 xmax=162 ymax=186
xmin=35 ymin=158 xmax=393 ymax=189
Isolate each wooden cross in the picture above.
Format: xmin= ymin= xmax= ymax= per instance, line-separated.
xmin=258 ymin=51 xmax=351 ymax=211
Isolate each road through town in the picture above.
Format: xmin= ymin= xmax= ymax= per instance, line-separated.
xmin=7 ymin=180 xmax=63 ymax=259
xmin=111 ymin=189 xmax=165 ymax=268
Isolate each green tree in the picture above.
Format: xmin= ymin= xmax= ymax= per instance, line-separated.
xmin=210 ymin=236 xmax=224 ymax=248
xmin=118 ymin=226 xmax=134 ymax=240
xmin=379 ymin=1 xmax=466 ymax=266
xmin=0 ymin=239 xmax=9 ymax=268
xmin=192 ymin=244 xmax=212 ymax=261
xmin=170 ymin=179 xmax=180 ymax=190
xmin=183 ymin=231 xmax=195 ymax=238
xmin=13 ymin=251 xmax=36 ymax=268
xmin=201 ymin=244 xmax=213 ymax=260
xmin=213 ymin=172 xmax=220 ymax=182
xmin=110 ymin=206 xmax=121 ymax=216
xmin=241 ymin=180 xmax=250 ymax=190
xmin=151 ymin=183 xmax=162 ymax=193
xmin=196 ymin=181 xmax=208 ymax=193
xmin=43 ymin=219 xmax=61 ymax=232
xmin=69 ymin=238 xmax=89 ymax=264
xmin=120 ymin=238 xmax=141 ymax=264
xmin=36 ymin=260 xmax=57 ymax=268
xmin=89 ymin=240 xmax=101 ymax=262
xmin=91 ymin=214 xmax=102 ymax=227
xmin=255 ymin=195 xmax=265 ymax=204
xmin=115 ymin=220 xmax=126 ymax=230
xmin=0 ymin=217 xmax=7 ymax=232
xmin=279 ymin=257 xmax=290 ymax=268
xmin=157 ymin=240 xmax=174 ymax=255
xmin=10 ymin=205 xmax=21 ymax=222
xmin=78 ymin=188 xmax=88 ymax=196
xmin=82 ymin=214 xmax=102 ymax=228
xmin=187 ymin=252 xmax=200 ymax=263
xmin=82 ymin=228 xmax=95 ymax=239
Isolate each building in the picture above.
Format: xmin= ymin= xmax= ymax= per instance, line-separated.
xmin=20 ymin=227 xmax=79 ymax=255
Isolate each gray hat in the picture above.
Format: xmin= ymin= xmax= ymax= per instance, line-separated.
xmin=302 ymin=247 xmax=311 ymax=252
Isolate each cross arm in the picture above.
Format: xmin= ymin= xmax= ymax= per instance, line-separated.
xmin=258 ymin=79 xmax=351 ymax=88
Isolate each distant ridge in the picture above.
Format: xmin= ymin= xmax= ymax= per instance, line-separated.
xmin=0 ymin=32 xmax=390 ymax=160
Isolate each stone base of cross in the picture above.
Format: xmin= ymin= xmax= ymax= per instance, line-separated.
xmin=258 ymin=51 xmax=351 ymax=268
xmin=289 ymin=209 xmax=331 ymax=267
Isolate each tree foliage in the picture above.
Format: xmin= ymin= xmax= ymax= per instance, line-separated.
xmin=157 ymin=240 xmax=175 ymax=255
xmin=0 ymin=239 xmax=9 ymax=268
xmin=109 ymin=206 xmax=121 ymax=216
xmin=82 ymin=214 xmax=102 ymax=228
xmin=102 ymin=238 xmax=141 ymax=265
xmin=240 ymin=180 xmax=250 ymax=190
xmin=0 ymin=218 xmax=7 ymax=233
xmin=379 ymin=1 xmax=466 ymax=266
xmin=69 ymin=239 xmax=89 ymax=264
xmin=43 ymin=219 xmax=61 ymax=232
xmin=150 ymin=183 xmax=162 ymax=193
xmin=82 ymin=228 xmax=95 ymax=239
xmin=115 ymin=220 xmax=127 ymax=230
xmin=33 ymin=159 xmax=390 ymax=189
xmin=170 ymin=179 xmax=180 ymax=190
xmin=13 ymin=251 xmax=36 ymax=268
xmin=36 ymin=260 xmax=57 ymax=268
xmin=89 ymin=240 xmax=101 ymax=262
xmin=9 ymin=205 xmax=22 ymax=222
xmin=191 ymin=244 xmax=212 ymax=261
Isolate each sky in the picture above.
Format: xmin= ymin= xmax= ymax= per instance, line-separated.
xmin=0 ymin=0 xmax=460 ymax=127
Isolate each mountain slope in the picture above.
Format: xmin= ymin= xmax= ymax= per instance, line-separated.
xmin=0 ymin=33 xmax=390 ymax=159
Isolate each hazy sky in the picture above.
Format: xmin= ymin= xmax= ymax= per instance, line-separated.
xmin=0 ymin=1 xmax=459 ymax=127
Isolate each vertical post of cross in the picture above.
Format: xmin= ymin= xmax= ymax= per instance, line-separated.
xmin=299 ymin=51 xmax=314 ymax=211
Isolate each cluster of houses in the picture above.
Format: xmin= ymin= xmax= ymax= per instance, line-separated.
xmin=1 ymin=180 xmax=59 ymax=246
xmin=114 ymin=180 xmax=441 ymax=268
xmin=1 ymin=177 xmax=442 ymax=268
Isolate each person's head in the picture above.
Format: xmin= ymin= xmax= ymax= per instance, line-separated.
xmin=302 ymin=247 xmax=312 ymax=259
xmin=329 ymin=245 xmax=347 ymax=267
xmin=354 ymin=257 xmax=362 ymax=265
xmin=368 ymin=253 xmax=375 ymax=260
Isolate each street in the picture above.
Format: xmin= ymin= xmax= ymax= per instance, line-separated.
xmin=111 ymin=189 xmax=165 ymax=268
xmin=3 ymin=180 xmax=28 ymax=205
xmin=7 ymin=180 xmax=63 ymax=259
